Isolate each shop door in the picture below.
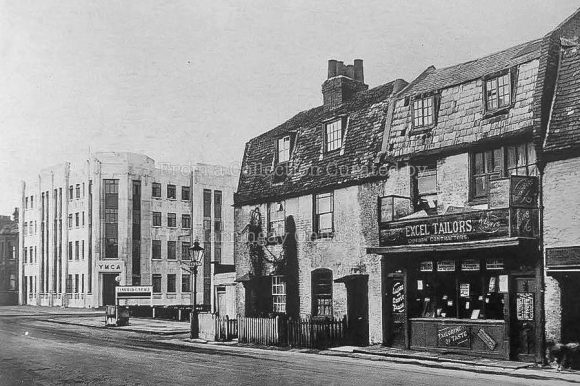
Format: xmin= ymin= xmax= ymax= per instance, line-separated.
xmin=102 ymin=274 xmax=118 ymax=306
xmin=346 ymin=277 xmax=369 ymax=346
xmin=513 ymin=277 xmax=536 ymax=361
xmin=390 ymin=278 xmax=406 ymax=348
xmin=561 ymin=274 xmax=580 ymax=343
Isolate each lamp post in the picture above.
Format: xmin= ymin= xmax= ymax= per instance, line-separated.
xmin=184 ymin=240 xmax=204 ymax=339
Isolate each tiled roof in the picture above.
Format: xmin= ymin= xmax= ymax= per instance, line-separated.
xmin=399 ymin=39 xmax=543 ymax=97
xmin=545 ymin=45 xmax=580 ymax=155
xmin=235 ymin=79 xmax=406 ymax=205
xmin=0 ymin=222 xmax=17 ymax=235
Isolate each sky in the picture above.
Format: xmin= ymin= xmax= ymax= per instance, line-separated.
xmin=0 ymin=0 xmax=579 ymax=215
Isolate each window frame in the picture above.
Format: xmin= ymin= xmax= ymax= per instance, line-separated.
xmin=412 ymin=163 xmax=438 ymax=213
xmin=412 ymin=95 xmax=436 ymax=129
xmin=272 ymin=275 xmax=286 ymax=314
xmin=324 ymin=118 xmax=344 ymax=153
xmin=152 ymin=211 xmax=162 ymax=227
xmin=181 ymin=186 xmax=190 ymax=201
xmin=312 ymin=268 xmax=333 ymax=317
xmin=167 ymin=184 xmax=176 ymax=200
xmin=152 ymin=183 xmax=161 ymax=198
xmin=484 ymin=72 xmax=512 ymax=113
xmin=277 ymin=136 xmax=291 ymax=163
xmin=167 ymin=274 xmax=176 ymax=293
xmin=182 ymin=274 xmax=191 ymax=292
xmin=313 ymin=191 xmax=334 ymax=238
xmin=152 ymin=274 xmax=162 ymax=293
xmin=167 ymin=241 xmax=176 ymax=260
xmin=267 ymin=201 xmax=286 ymax=241
xmin=167 ymin=213 xmax=177 ymax=228
xmin=182 ymin=214 xmax=191 ymax=229
xmin=152 ymin=240 xmax=162 ymax=260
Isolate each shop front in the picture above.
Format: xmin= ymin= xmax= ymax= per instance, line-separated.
xmin=368 ymin=176 xmax=542 ymax=361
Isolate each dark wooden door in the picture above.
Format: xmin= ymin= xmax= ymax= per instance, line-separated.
xmin=561 ymin=274 xmax=580 ymax=343
xmin=102 ymin=274 xmax=117 ymax=306
xmin=346 ymin=277 xmax=369 ymax=346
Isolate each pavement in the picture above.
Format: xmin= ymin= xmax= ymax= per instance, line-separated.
xmin=2 ymin=306 xmax=580 ymax=384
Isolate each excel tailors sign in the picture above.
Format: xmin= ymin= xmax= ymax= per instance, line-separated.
xmin=379 ymin=209 xmax=510 ymax=246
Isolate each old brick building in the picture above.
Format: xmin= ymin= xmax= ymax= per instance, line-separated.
xmin=19 ymin=152 xmax=237 ymax=310
xmin=0 ymin=212 xmax=19 ymax=305
xmin=543 ymin=43 xmax=580 ymax=346
xmin=234 ymin=59 xmax=407 ymax=345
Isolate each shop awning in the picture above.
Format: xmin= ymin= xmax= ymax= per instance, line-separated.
xmin=367 ymin=237 xmax=535 ymax=255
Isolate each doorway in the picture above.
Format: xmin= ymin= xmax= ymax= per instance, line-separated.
xmin=560 ymin=273 xmax=580 ymax=343
xmin=512 ymin=276 xmax=536 ymax=361
xmin=102 ymin=274 xmax=118 ymax=306
xmin=345 ymin=276 xmax=369 ymax=346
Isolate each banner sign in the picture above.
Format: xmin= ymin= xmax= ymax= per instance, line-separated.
xmin=437 ymin=325 xmax=470 ymax=348
xmin=476 ymin=328 xmax=497 ymax=350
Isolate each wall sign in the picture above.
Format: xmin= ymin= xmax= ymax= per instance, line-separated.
xmin=498 ymin=275 xmax=508 ymax=293
xmin=461 ymin=259 xmax=480 ymax=271
xmin=437 ymin=260 xmax=455 ymax=272
xmin=459 ymin=283 xmax=470 ymax=298
xmin=420 ymin=261 xmax=434 ymax=272
xmin=97 ymin=261 xmax=125 ymax=272
xmin=476 ymin=328 xmax=497 ymax=350
xmin=392 ymin=282 xmax=405 ymax=313
xmin=516 ymin=293 xmax=534 ymax=321
xmin=510 ymin=176 xmax=538 ymax=208
xmin=486 ymin=258 xmax=504 ymax=270
xmin=437 ymin=325 xmax=470 ymax=348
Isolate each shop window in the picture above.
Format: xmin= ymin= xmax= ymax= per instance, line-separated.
xmin=312 ymin=269 xmax=333 ymax=317
xmin=268 ymin=201 xmax=285 ymax=240
xmin=272 ymin=276 xmax=286 ymax=313
xmin=152 ymin=274 xmax=162 ymax=293
xmin=314 ymin=192 xmax=333 ymax=237
xmin=470 ymin=142 xmax=537 ymax=200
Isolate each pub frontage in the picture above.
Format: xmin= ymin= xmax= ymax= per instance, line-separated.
xmin=368 ymin=176 xmax=542 ymax=361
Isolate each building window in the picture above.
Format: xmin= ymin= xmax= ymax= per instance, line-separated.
xmin=75 ymin=212 xmax=80 ymax=227
xmin=181 ymin=242 xmax=190 ymax=260
xmin=152 ymin=274 xmax=162 ymax=293
xmin=278 ymin=136 xmax=291 ymax=163
xmin=471 ymin=143 xmax=537 ymax=200
xmin=167 ymin=213 xmax=177 ymax=228
xmin=182 ymin=186 xmax=190 ymax=201
xmin=152 ymin=212 xmax=162 ymax=227
xmin=23 ymin=222 xmax=27 ymax=236
xmin=412 ymin=96 xmax=434 ymax=128
xmin=272 ymin=276 xmax=286 ymax=313
xmin=68 ymin=242 xmax=73 ymax=261
xmin=312 ymin=269 xmax=333 ymax=317
xmin=268 ymin=201 xmax=285 ymax=238
xmin=152 ymin=183 xmax=161 ymax=198
xmin=167 ymin=274 xmax=176 ymax=292
xmin=413 ymin=164 xmax=437 ymax=213
xmin=9 ymin=274 xmax=16 ymax=291
xmin=75 ymin=241 xmax=79 ymax=260
xmin=82 ymin=212 xmax=85 ymax=226
xmin=81 ymin=240 xmax=85 ymax=259
xmin=75 ymin=184 xmax=81 ymax=199
xmin=30 ymin=196 xmax=33 ymax=208
xmin=182 ymin=214 xmax=191 ymax=229
xmin=24 ymin=248 xmax=27 ymax=263
xmin=314 ymin=192 xmax=334 ymax=236
xmin=167 ymin=241 xmax=176 ymax=260
xmin=485 ymin=73 xmax=511 ymax=111
xmin=214 ymin=191 xmax=222 ymax=263
xmin=25 ymin=197 xmax=28 ymax=209
xmin=66 ymin=275 xmax=73 ymax=293
xmin=167 ymin=184 xmax=176 ymax=199
xmin=74 ymin=274 xmax=79 ymax=293
xmin=152 ymin=240 xmax=161 ymax=259
xmin=325 ymin=119 xmax=343 ymax=152
xmin=182 ymin=274 xmax=191 ymax=292
xmin=69 ymin=185 xmax=74 ymax=200
xmin=68 ymin=215 xmax=73 ymax=229
xmin=104 ymin=179 xmax=119 ymax=259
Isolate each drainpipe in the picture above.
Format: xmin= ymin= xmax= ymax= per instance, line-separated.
xmin=537 ymin=162 xmax=546 ymax=365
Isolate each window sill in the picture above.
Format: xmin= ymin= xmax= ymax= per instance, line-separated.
xmin=468 ymin=197 xmax=488 ymax=206
xmin=311 ymin=232 xmax=334 ymax=241
xmin=152 ymin=196 xmax=161 ymax=200
xmin=410 ymin=125 xmax=435 ymax=134
xmin=167 ymin=198 xmax=177 ymax=201
xmin=483 ymin=106 xmax=510 ymax=119
xmin=152 ymin=225 xmax=161 ymax=228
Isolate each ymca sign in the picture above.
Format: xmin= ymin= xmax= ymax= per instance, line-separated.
xmin=97 ymin=260 xmax=125 ymax=272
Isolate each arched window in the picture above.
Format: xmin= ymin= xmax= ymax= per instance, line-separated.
xmin=312 ymin=269 xmax=333 ymax=317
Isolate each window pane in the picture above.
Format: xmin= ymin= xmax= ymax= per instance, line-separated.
xmin=493 ymin=148 xmax=503 ymax=173
xmin=506 ymin=145 xmax=517 ymax=172
xmin=475 ymin=176 xmax=486 ymax=197
xmin=318 ymin=213 xmax=333 ymax=232
xmin=317 ymin=195 xmax=332 ymax=214
xmin=474 ymin=152 xmax=484 ymax=175
xmin=417 ymin=169 xmax=436 ymax=195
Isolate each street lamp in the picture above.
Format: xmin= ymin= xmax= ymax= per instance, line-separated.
xmin=182 ymin=240 xmax=204 ymax=339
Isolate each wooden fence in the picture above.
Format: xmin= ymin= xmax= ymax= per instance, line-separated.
xmin=236 ymin=315 xmax=348 ymax=349
xmin=197 ymin=313 xmax=238 ymax=341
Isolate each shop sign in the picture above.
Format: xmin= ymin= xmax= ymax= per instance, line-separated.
xmin=498 ymin=275 xmax=508 ymax=293
xmin=459 ymin=283 xmax=470 ymax=298
xmin=516 ymin=293 xmax=534 ymax=321
xmin=392 ymin=282 xmax=405 ymax=313
xmin=97 ymin=260 xmax=124 ymax=272
xmin=379 ymin=209 xmax=510 ymax=246
xmin=546 ymin=246 xmax=580 ymax=268
xmin=476 ymin=328 xmax=497 ymax=350
xmin=419 ymin=261 xmax=433 ymax=272
xmin=437 ymin=325 xmax=470 ymax=348
xmin=437 ymin=260 xmax=455 ymax=272
xmin=461 ymin=259 xmax=480 ymax=271
xmin=510 ymin=176 xmax=538 ymax=208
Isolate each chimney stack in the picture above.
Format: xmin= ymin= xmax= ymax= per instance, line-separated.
xmin=322 ymin=59 xmax=368 ymax=111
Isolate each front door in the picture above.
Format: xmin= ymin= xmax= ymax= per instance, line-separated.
xmin=102 ymin=274 xmax=118 ymax=306
xmin=560 ymin=273 xmax=580 ymax=343
xmin=346 ymin=277 xmax=369 ymax=346
xmin=512 ymin=277 xmax=536 ymax=361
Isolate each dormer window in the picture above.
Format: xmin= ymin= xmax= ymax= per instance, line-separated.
xmin=325 ymin=119 xmax=343 ymax=152
xmin=277 ymin=136 xmax=291 ymax=163
xmin=485 ymin=73 xmax=511 ymax=111
xmin=412 ymin=96 xmax=434 ymax=128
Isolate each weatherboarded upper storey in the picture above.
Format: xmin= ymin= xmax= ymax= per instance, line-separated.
xmin=235 ymin=59 xmax=407 ymax=206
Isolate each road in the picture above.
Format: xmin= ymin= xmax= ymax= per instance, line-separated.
xmin=0 ymin=311 xmax=572 ymax=385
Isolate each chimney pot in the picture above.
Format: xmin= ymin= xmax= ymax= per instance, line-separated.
xmin=354 ymin=59 xmax=364 ymax=83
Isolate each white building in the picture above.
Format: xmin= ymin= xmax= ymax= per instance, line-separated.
xmin=19 ymin=152 xmax=237 ymax=310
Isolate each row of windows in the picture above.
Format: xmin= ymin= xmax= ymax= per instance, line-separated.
xmin=152 ymin=212 xmax=190 ymax=228
xmin=22 ymin=221 xmax=37 ymax=236
xmin=152 ymin=273 xmax=191 ymax=293
xmin=152 ymin=183 xmax=190 ymax=201
xmin=266 ymin=270 xmax=333 ymax=316
xmin=23 ymin=246 xmax=37 ymax=263
xmin=68 ymin=240 xmax=86 ymax=261
xmin=68 ymin=183 xmax=86 ymax=200
xmin=152 ymin=241 xmax=191 ymax=260
xmin=411 ymin=72 xmax=513 ymax=129
xmin=24 ymin=195 xmax=34 ymax=209
xmin=67 ymin=212 xmax=86 ymax=228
